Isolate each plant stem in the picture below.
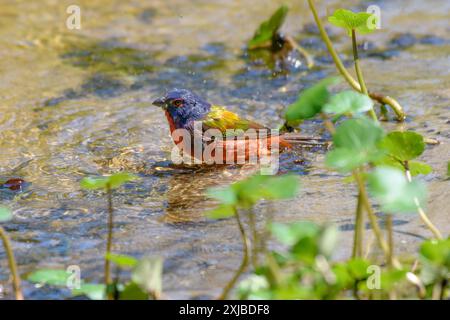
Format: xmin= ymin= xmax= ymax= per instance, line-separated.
xmin=248 ymin=209 xmax=259 ymax=269
xmin=353 ymin=170 xmax=401 ymax=268
xmin=404 ymin=163 xmax=442 ymax=239
xmin=352 ymin=193 xmax=364 ymax=258
xmin=386 ymin=214 xmax=394 ymax=266
xmin=321 ymin=114 xmax=400 ymax=268
xmin=105 ymin=183 xmax=114 ymax=298
xmin=351 ymin=29 xmax=377 ymax=122
xmin=0 ymin=226 xmax=23 ymax=300
xmin=219 ymin=208 xmax=249 ymax=300
xmin=307 ymin=0 xmax=406 ymax=121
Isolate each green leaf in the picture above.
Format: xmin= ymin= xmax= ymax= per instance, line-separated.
xmin=419 ymin=238 xmax=450 ymax=267
xmin=206 ymin=204 xmax=235 ymax=219
xmin=291 ymin=236 xmax=319 ymax=263
xmin=379 ymin=131 xmax=425 ymax=161
xmin=119 ymin=282 xmax=149 ymax=300
xmin=261 ymin=175 xmax=299 ymax=200
xmin=72 ymin=283 xmax=105 ymax=300
xmin=323 ymin=90 xmax=373 ymax=116
xmin=285 ymin=77 xmax=340 ymax=122
xmin=206 ymin=174 xmax=299 ymax=217
xmin=376 ymin=157 xmax=432 ymax=176
xmin=347 ymin=258 xmax=371 ymax=280
xmin=81 ymin=172 xmax=138 ymax=190
xmin=207 ymin=187 xmax=237 ymax=205
xmin=367 ymin=167 xmax=427 ymax=213
xmin=333 ymin=118 xmax=384 ymax=150
xmin=326 ymin=148 xmax=373 ymax=173
xmin=381 ymin=269 xmax=408 ymax=291
xmin=447 ymin=161 xmax=450 ymax=177
xmin=419 ymin=238 xmax=450 ymax=285
xmin=328 ymin=9 xmax=378 ymax=36
xmin=270 ymin=222 xmax=320 ymax=246
xmin=248 ymin=5 xmax=289 ymax=49
xmin=325 ymin=118 xmax=384 ymax=172
xmin=131 ymin=257 xmax=163 ymax=298
xmin=27 ymin=269 xmax=70 ymax=286
xmin=408 ymin=161 xmax=432 ymax=176
xmin=0 ymin=207 xmax=12 ymax=222
xmin=106 ymin=253 xmax=138 ymax=268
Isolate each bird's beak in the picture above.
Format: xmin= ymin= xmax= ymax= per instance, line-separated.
xmin=152 ymin=97 xmax=166 ymax=108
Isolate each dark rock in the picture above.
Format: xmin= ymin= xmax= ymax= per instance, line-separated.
xmin=420 ymin=35 xmax=448 ymax=46
xmin=389 ymin=33 xmax=417 ymax=49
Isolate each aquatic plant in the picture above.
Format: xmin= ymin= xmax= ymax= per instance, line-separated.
xmin=207 ymin=174 xmax=299 ymax=299
xmin=284 ymin=77 xmax=441 ymax=264
xmin=248 ymin=5 xmax=314 ymax=69
xmin=237 ymin=220 xmax=448 ymax=299
xmin=80 ymin=172 xmax=139 ymax=298
xmin=307 ymin=0 xmax=406 ymax=121
xmin=0 ymin=207 xmax=23 ymax=300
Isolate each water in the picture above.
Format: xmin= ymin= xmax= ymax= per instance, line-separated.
xmin=0 ymin=0 xmax=449 ymax=299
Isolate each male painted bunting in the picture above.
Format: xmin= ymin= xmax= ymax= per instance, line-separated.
xmin=152 ymin=89 xmax=320 ymax=164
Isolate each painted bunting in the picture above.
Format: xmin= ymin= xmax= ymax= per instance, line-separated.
xmin=152 ymin=89 xmax=320 ymax=164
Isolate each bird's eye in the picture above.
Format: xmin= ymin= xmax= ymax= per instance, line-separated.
xmin=172 ymin=99 xmax=184 ymax=107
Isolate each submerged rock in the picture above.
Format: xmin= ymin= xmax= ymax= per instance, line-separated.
xmin=389 ymin=33 xmax=417 ymax=49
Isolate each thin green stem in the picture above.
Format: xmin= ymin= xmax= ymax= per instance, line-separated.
xmin=353 ymin=171 xmax=401 ymax=269
xmin=352 ymin=193 xmax=364 ymax=258
xmin=248 ymin=209 xmax=259 ymax=269
xmin=351 ymin=29 xmax=377 ymax=122
xmin=404 ymin=163 xmax=442 ymax=239
xmin=218 ymin=208 xmax=249 ymax=300
xmin=0 ymin=226 xmax=23 ymax=300
xmin=386 ymin=214 xmax=394 ymax=267
xmin=307 ymin=0 xmax=406 ymax=121
xmin=105 ymin=183 xmax=114 ymax=299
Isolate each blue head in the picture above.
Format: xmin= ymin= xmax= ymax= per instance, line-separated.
xmin=152 ymin=89 xmax=211 ymax=129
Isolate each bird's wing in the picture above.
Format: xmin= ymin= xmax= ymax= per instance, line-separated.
xmin=201 ymin=105 xmax=268 ymax=137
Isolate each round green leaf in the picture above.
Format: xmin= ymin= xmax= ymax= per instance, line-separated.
xmin=0 ymin=207 xmax=13 ymax=222
xmin=81 ymin=172 xmax=138 ymax=190
xmin=27 ymin=269 xmax=70 ymax=286
xmin=326 ymin=118 xmax=384 ymax=172
xmin=419 ymin=238 xmax=450 ymax=266
xmin=285 ymin=77 xmax=340 ymax=121
xmin=347 ymin=258 xmax=371 ymax=280
xmin=325 ymin=148 xmax=370 ymax=172
xmin=328 ymin=9 xmax=378 ymax=36
xmin=270 ymin=222 xmax=320 ymax=246
xmin=323 ymin=90 xmax=374 ymax=116
xmin=72 ymin=283 xmax=106 ymax=300
xmin=368 ymin=167 xmax=427 ymax=213
xmin=106 ymin=253 xmax=138 ymax=268
xmin=206 ymin=204 xmax=235 ymax=219
xmin=119 ymin=282 xmax=148 ymax=300
xmin=207 ymin=187 xmax=237 ymax=205
xmin=261 ymin=175 xmax=299 ymax=200
xmin=333 ymin=118 xmax=384 ymax=150
xmin=379 ymin=131 xmax=425 ymax=161
xmin=80 ymin=177 xmax=108 ymax=190
xmin=408 ymin=161 xmax=432 ymax=176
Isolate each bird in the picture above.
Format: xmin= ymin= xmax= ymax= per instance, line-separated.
xmin=152 ymin=88 xmax=324 ymax=165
